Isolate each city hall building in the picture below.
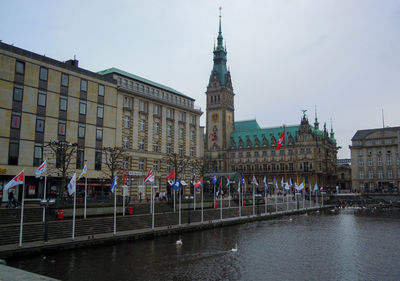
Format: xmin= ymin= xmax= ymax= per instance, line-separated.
xmin=204 ymin=16 xmax=338 ymax=190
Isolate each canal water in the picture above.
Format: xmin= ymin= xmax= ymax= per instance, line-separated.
xmin=7 ymin=208 xmax=400 ymax=281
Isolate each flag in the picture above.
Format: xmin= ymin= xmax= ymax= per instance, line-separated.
xmin=35 ymin=160 xmax=47 ymax=178
xmin=320 ymin=185 xmax=323 ymax=192
xmin=110 ymin=176 xmax=117 ymax=193
xmin=276 ymin=130 xmax=285 ymax=150
xmin=217 ymin=180 xmax=222 ymax=193
xmin=289 ymin=178 xmax=293 ymax=187
xmin=253 ymin=175 xmax=259 ymax=186
xmin=241 ymin=176 xmax=245 ymax=186
xmin=4 ymin=170 xmax=24 ymax=191
xmin=166 ymin=170 xmax=175 ymax=181
xmin=194 ymin=178 xmax=203 ymax=190
xmin=144 ymin=168 xmax=154 ymax=183
xmin=273 ymin=176 xmax=278 ymax=190
xmin=238 ymin=181 xmax=241 ymax=193
xmin=314 ymin=183 xmax=319 ymax=191
xmin=67 ymin=173 xmax=77 ymax=195
xmin=281 ymin=177 xmax=284 ymax=188
xmin=211 ymin=173 xmax=217 ymax=185
xmin=122 ymin=168 xmax=126 ymax=185
xmin=77 ymin=164 xmax=87 ymax=180
xmin=226 ymin=176 xmax=230 ymax=187
xmin=263 ymin=176 xmax=267 ymax=194
xmin=172 ymin=178 xmax=181 ymax=191
xmin=284 ymin=182 xmax=290 ymax=190
xmin=297 ymin=182 xmax=304 ymax=191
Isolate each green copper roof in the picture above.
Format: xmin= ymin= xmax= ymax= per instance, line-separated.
xmin=210 ymin=13 xmax=228 ymax=86
xmin=230 ymin=120 xmax=332 ymax=149
xmin=97 ymin=67 xmax=194 ymax=100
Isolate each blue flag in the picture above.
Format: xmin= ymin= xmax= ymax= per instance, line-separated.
xmin=263 ymin=176 xmax=267 ymax=194
xmin=241 ymin=176 xmax=245 ymax=186
xmin=110 ymin=176 xmax=117 ymax=193
xmin=173 ymin=178 xmax=181 ymax=191
xmin=211 ymin=173 xmax=217 ymax=185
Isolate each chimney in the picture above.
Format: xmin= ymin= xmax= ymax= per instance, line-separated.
xmin=65 ymin=57 xmax=79 ymax=67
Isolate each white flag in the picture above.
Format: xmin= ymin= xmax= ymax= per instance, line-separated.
xmin=68 ymin=173 xmax=77 ymax=195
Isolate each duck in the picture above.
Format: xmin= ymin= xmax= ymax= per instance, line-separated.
xmin=176 ymin=238 xmax=182 ymax=245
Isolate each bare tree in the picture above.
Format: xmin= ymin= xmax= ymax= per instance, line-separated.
xmin=102 ymin=147 xmax=127 ymax=182
xmin=45 ymin=140 xmax=78 ymax=199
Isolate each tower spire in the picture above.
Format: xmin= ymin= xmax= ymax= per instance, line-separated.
xmin=330 ymin=118 xmax=335 ymax=139
xmin=314 ymin=105 xmax=319 ymax=130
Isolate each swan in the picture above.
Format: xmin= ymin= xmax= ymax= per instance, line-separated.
xmin=176 ymin=238 xmax=182 ymax=245
xmin=231 ymin=243 xmax=238 ymax=252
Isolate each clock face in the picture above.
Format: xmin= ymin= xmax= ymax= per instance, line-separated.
xmin=211 ymin=113 xmax=219 ymax=122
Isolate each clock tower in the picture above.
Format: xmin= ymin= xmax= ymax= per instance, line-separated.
xmin=205 ymin=8 xmax=235 ymax=172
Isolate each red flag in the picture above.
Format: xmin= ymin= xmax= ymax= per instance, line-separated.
xmin=5 ymin=169 xmax=24 ymax=190
xmin=122 ymin=168 xmax=126 ymax=185
xmin=144 ymin=168 xmax=154 ymax=183
xmin=194 ymin=178 xmax=203 ymax=189
xmin=276 ymin=130 xmax=285 ymax=150
xmin=165 ymin=170 xmax=175 ymax=181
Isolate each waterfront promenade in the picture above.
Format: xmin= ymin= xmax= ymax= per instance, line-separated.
xmin=0 ymin=195 xmax=327 ymax=259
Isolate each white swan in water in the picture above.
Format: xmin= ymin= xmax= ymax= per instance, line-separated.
xmin=231 ymin=243 xmax=238 ymax=252
xmin=176 ymin=238 xmax=182 ymax=245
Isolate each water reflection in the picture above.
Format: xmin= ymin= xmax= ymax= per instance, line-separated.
xmin=7 ymin=209 xmax=400 ymax=281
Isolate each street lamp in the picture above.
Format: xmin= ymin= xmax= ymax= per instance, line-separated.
xmin=40 ymin=198 xmax=56 ymax=242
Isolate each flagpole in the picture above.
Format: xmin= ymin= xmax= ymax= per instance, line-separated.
xmin=194 ymin=182 xmax=196 ymax=211
xmin=123 ymin=185 xmax=125 ymax=217
xmin=220 ymin=183 xmax=223 ymax=221
xmin=72 ymin=189 xmax=76 ymax=240
xmin=322 ymin=191 xmax=324 ymax=207
xmin=42 ymin=173 xmax=47 ymax=222
xmin=152 ymin=186 xmax=155 ymax=229
xmin=114 ymin=186 xmax=116 ymax=235
xmin=264 ymin=182 xmax=267 ymax=214
xmin=84 ymin=174 xmax=87 ymax=219
xmin=309 ymin=185 xmax=312 ymax=208
xmin=316 ymin=190 xmax=318 ymax=207
xmin=275 ymin=184 xmax=278 ymax=213
xmin=228 ymin=181 xmax=231 ymax=208
xmin=179 ymin=187 xmax=181 ymax=225
xmin=173 ymin=189 xmax=176 ymax=212
xmin=287 ymin=185 xmax=289 ymax=211
xmin=303 ymin=187 xmax=305 ymax=209
xmin=252 ymin=181 xmax=255 ymax=216
xmin=201 ymin=183 xmax=204 ymax=223
xmin=213 ymin=183 xmax=216 ymax=208
xmin=239 ymin=183 xmax=241 ymax=217
xmin=19 ymin=173 xmax=25 ymax=248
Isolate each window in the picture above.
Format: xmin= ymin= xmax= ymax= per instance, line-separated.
xmin=123 ymin=158 xmax=129 ymax=169
xmin=13 ymin=85 xmax=23 ymax=101
xmin=153 ymin=105 xmax=160 ymax=115
xmin=238 ymin=152 xmax=243 ymax=157
xmin=139 ymin=101 xmax=146 ymax=112
xmin=378 ymin=170 xmax=383 ymax=179
xmin=153 ymin=160 xmax=159 ymax=171
xmin=37 ymin=90 xmax=46 ymax=106
xmin=154 ymin=122 xmax=159 ymax=134
xmin=39 ymin=67 xmax=48 ymax=81
xmin=97 ymin=104 xmax=104 ymax=119
xmin=124 ymin=116 xmax=130 ymax=128
xmin=368 ymin=159 xmax=373 ymax=166
xmin=140 ymin=119 xmax=146 ymax=131
xmin=190 ymin=115 xmax=196 ymax=125
xmin=359 ymin=159 xmax=364 ymax=167
xmin=36 ymin=117 xmax=45 ymax=132
xmin=98 ymin=84 xmax=105 ymax=96
xmin=190 ymin=147 xmax=194 ymax=157
xmin=79 ymin=100 xmax=87 ymax=115
xmin=61 ymin=73 xmax=69 ymax=87
xmin=166 ymin=162 xmax=171 ymax=173
xmin=190 ymin=130 xmax=195 ymax=141
xmin=123 ymin=96 xmax=131 ymax=108
xmin=246 ymin=152 xmax=251 ymax=157
xmin=138 ymin=159 xmax=144 ymax=170
xmin=386 ymin=157 xmax=392 ymax=166
xmin=15 ymin=61 xmax=25 ymax=75
xmin=76 ymin=148 xmax=84 ymax=169
xmin=178 ymin=145 xmax=183 ymax=157
xmin=167 ymin=108 xmax=174 ymax=119
xmin=8 ymin=140 xmax=19 ymax=165
xmin=369 ymin=170 xmax=374 ymax=179
xmin=167 ymin=143 xmax=171 ymax=154
xmin=167 ymin=125 xmax=172 ymax=137
xmin=360 ymin=171 xmax=364 ymax=179
xmin=95 ymin=150 xmax=102 ymax=170
xmin=139 ymin=139 xmax=144 ymax=151
xmin=96 ymin=128 xmax=103 ymax=141
xmin=81 ymin=79 xmax=87 ymax=92
xmin=11 ymin=113 xmax=21 ymax=129
xmin=179 ymin=112 xmax=186 ymax=122
xmin=271 ymin=151 xmax=275 ymax=156
xmin=153 ymin=142 xmax=158 ymax=152
xmin=33 ymin=144 xmax=43 ymax=166
xmin=377 ymin=157 xmax=382 ymax=166
xmin=388 ymin=170 xmax=393 ymax=179
xmin=123 ymin=136 xmax=129 ymax=148
xmin=254 ymin=151 xmax=259 ymax=157
xmin=179 ymin=128 xmax=184 ymax=139
xmin=56 ymin=148 xmax=62 ymax=168
xmin=59 ymin=96 xmax=68 ymax=111
xmin=58 ymin=121 xmax=66 ymax=135
xmin=359 ymin=150 xmax=363 ymax=156
xmin=78 ymin=124 xmax=85 ymax=138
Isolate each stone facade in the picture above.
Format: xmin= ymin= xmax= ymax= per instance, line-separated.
xmin=350 ymin=127 xmax=400 ymax=192
xmin=336 ymin=159 xmax=352 ymax=190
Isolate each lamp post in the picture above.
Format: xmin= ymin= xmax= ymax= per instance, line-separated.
xmin=40 ymin=198 xmax=56 ymax=243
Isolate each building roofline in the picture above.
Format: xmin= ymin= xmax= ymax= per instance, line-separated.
xmin=0 ymin=41 xmax=116 ymax=84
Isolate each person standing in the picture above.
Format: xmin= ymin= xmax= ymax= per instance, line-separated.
xmin=8 ymin=190 xmax=15 ymax=208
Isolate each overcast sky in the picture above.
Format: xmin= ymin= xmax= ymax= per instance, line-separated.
xmin=1 ymin=0 xmax=399 ymax=159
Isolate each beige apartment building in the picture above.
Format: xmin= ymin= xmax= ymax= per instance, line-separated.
xmin=350 ymin=127 xmax=400 ymax=192
xmin=98 ymin=68 xmax=204 ymax=199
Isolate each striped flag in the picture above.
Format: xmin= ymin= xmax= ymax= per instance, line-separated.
xmin=4 ymin=170 xmax=24 ymax=191
xmin=67 ymin=173 xmax=77 ymax=195
xmin=78 ymin=164 xmax=87 ymax=180
xmin=35 ymin=160 xmax=47 ymax=178
xmin=144 ymin=168 xmax=154 ymax=183
xmin=110 ymin=176 xmax=117 ymax=193
xmin=194 ymin=178 xmax=203 ymax=190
